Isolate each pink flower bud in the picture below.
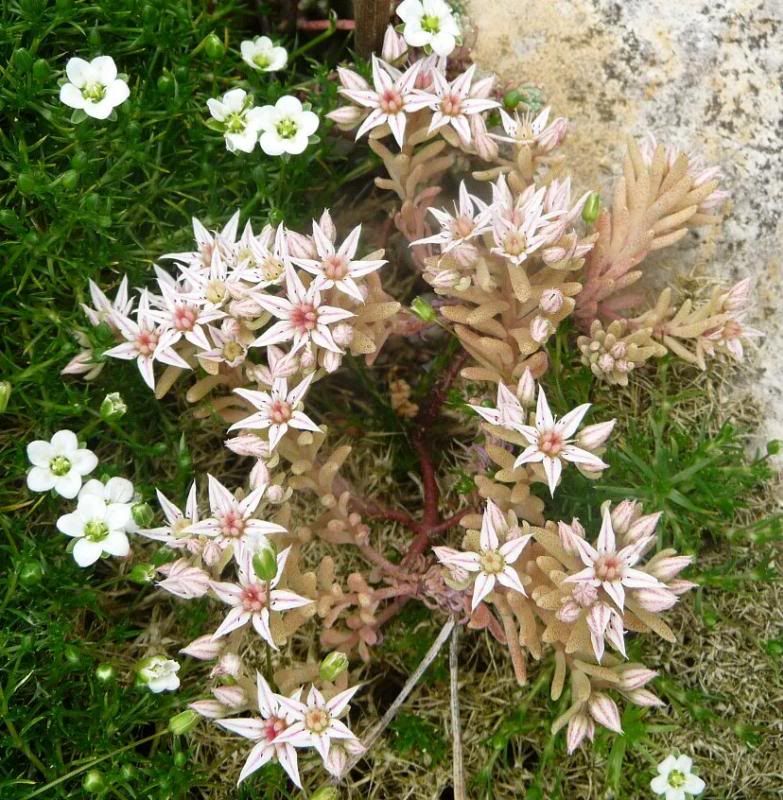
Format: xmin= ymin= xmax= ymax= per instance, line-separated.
xmin=530 ymin=314 xmax=553 ymax=344
xmin=566 ymin=712 xmax=594 ymax=754
xmin=610 ymin=500 xmax=641 ymax=535
xmin=381 ymin=25 xmax=407 ymax=62
xmin=298 ymin=344 xmax=317 ymax=371
xmin=646 ymin=555 xmax=693 ymax=582
xmin=538 ymin=117 xmax=568 ymax=151
xmin=617 ymin=667 xmax=658 ymax=691
xmin=266 ymin=484 xmax=286 ymax=504
xmin=625 ymin=512 xmax=662 ymax=543
xmin=249 ymin=459 xmax=270 ymax=489
xmin=575 ymin=419 xmax=616 ymax=450
xmin=61 ymin=351 xmax=97 ymax=376
xmin=332 ymin=322 xmax=355 ymax=348
xmin=624 ymin=688 xmax=664 ymax=707
xmin=211 ymin=653 xmax=242 ymax=678
xmin=203 ymin=540 xmax=223 ymax=567
xmin=327 ymin=105 xmax=364 ymax=130
xmin=212 ymin=685 xmax=247 ymax=709
xmin=558 ymin=520 xmax=582 ymax=555
xmin=723 ymin=278 xmax=751 ymax=312
xmin=667 ymin=578 xmax=698 ymax=596
xmin=609 ymin=341 xmax=627 ymax=359
xmin=634 ymin=586 xmax=678 ymax=612
xmin=224 ymin=435 xmax=272 ymax=459
xmin=337 ymin=66 xmax=369 ymax=92
xmin=188 ymin=699 xmax=228 ymax=719
xmin=181 ymin=634 xmax=223 ymax=661
xmin=588 ymin=693 xmax=622 ymax=733
xmin=317 ymin=209 xmax=337 ymax=242
xmin=321 ymin=349 xmax=343 ymax=373
xmin=451 ymin=242 xmax=479 ymax=267
xmin=471 ymin=75 xmax=496 ymax=99
xmin=538 ymin=288 xmax=564 ymax=314
xmin=597 ymin=353 xmax=615 ymax=373
xmin=470 ymin=116 xmax=498 ymax=161
xmin=556 ymin=598 xmax=582 ymax=623
xmin=542 ymin=245 xmax=566 ymax=264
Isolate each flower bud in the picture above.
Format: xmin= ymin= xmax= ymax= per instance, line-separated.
xmin=249 ymin=459 xmax=270 ymax=490
xmin=252 ymin=540 xmax=278 ymax=582
xmin=332 ymin=323 xmax=354 ymax=348
xmin=82 ymin=769 xmax=106 ymax=794
xmin=503 ymin=89 xmax=523 ymax=110
xmin=211 ymin=652 xmax=242 ymax=678
xmin=180 ymin=635 xmax=223 ymax=661
xmin=624 ymin=688 xmax=664 ymax=707
xmin=646 ymin=555 xmax=692 ymax=582
xmin=381 ymin=25 xmax=407 ymax=62
xmin=128 ymin=563 xmax=156 ymax=584
xmin=625 ymin=512 xmax=662 ymax=543
xmin=581 ymin=192 xmax=601 ymax=224
xmin=566 ymin=712 xmax=594 ymax=754
xmin=188 ymin=699 xmax=228 ymax=719
xmin=311 ymin=787 xmax=341 ymax=800
xmin=576 ymin=419 xmax=616 ymax=450
xmin=99 ymin=391 xmax=127 ymax=420
xmin=95 ymin=663 xmax=116 ymax=683
xmin=0 ymin=381 xmax=11 ymax=413
xmin=411 ymin=296 xmax=438 ymax=322
xmin=538 ymin=288 xmax=564 ymax=315
xmin=587 ymin=693 xmax=622 ymax=733
xmin=298 ymin=343 xmax=317 ymax=371
xmin=515 ymin=368 xmax=536 ymax=408
xmin=212 ymin=684 xmax=247 ymax=709
xmin=616 ymin=666 xmax=657 ymax=691
xmin=337 ymin=66 xmax=369 ymax=92
xmin=634 ymin=586 xmax=678 ymax=612
xmin=18 ymin=559 xmax=43 ymax=586
xmin=318 ymin=209 xmax=337 ymax=242
xmin=327 ymin=106 xmax=364 ymax=130
xmin=319 ymin=651 xmax=349 ymax=682
xmin=203 ymin=33 xmax=225 ymax=60
xmin=169 ymin=709 xmax=200 ymax=735
xmin=609 ymin=500 xmax=640 ymax=535
xmin=131 ymin=502 xmax=154 ymax=528
xmin=266 ymin=484 xmax=287 ymax=504
xmin=470 ymin=115 xmax=498 ymax=161
xmin=225 ymin=434 xmax=271 ymax=459
xmin=667 ymin=578 xmax=698 ymax=596
xmin=529 ymin=315 xmax=553 ymax=344
xmin=597 ymin=353 xmax=615 ymax=373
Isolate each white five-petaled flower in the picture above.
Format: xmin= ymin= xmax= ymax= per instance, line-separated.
xmin=293 ymin=221 xmax=386 ymax=303
xmin=240 ymin=36 xmax=288 ymax=72
xmin=138 ymin=656 xmax=181 ymax=693
xmin=257 ymin=96 xmax=319 ymax=156
xmin=56 ymin=494 xmax=131 ymax=567
xmin=396 ymin=0 xmax=460 ymax=57
xmin=252 ymin=264 xmax=355 ymax=354
xmin=651 ymin=755 xmax=706 ymax=800
xmin=188 ymin=474 xmax=286 ymax=560
xmin=275 ymin=684 xmax=363 ymax=768
xmin=207 ymin=89 xmax=266 ymax=154
xmin=79 ymin=477 xmax=137 ymax=532
xmin=216 ymin=672 xmax=302 ymax=787
xmin=209 ymin=546 xmax=311 ymax=647
xmin=230 ymin=374 xmax=320 ymax=451
xmin=514 ymin=386 xmax=610 ymax=496
xmin=412 ymin=181 xmax=492 ymax=252
xmin=563 ymin=506 xmax=663 ymax=612
xmin=339 ymin=56 xmax=422 ymax=148
xmin=433 ymin=499 xmax=531 ymax=610
xmin=59 ymin=56 xmax=129 ymax=119
xmin=26 ymin=430 xmax=98 ymax=499
xmin=407 ymin=64 xmax=498 ymax=144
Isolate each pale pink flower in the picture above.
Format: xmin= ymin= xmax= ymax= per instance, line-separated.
xmin=209 ymin=546 xmax=311 ymax=646
xmin=252 ymin=264 xmax=354 ymax=354
xmin=216 ymin=672 xmax=303 ymax=787
xmin=433 ymin=499 xmax=531 ymax=610
xmin=700 ymin=313 xmax=763 ymax=362
xmin=230 ymin=374 xmax=320 ymax=451
xmin=293 ymin=221 xmax=385 ymax=303
xmin=469 ymin=381 xmax=526 ymax=430
xmin=492 ymin=106 xmax=568 ymax=152
xmin=412 ymin=181 xmax=492 ymax=252
xmin=82 ymin=275 xmax=134 ymax=328
xmin=514 ymin=386 xmax=610 ymax=495
xmin=157 ymin=559 xmax=211 ymax=599
xmin=140 ymin=482 xmax=199 ymax=545
xmin=162 ymin=212 xmax=240 ymax=270
xmin=149 ymin=279 xmax=224 ymax=352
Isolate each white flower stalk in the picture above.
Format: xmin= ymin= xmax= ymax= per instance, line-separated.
xmin=231 ymin=374 xmax=320 ymax=451
xmin=564 ymin=506 xmax=663 ymax=611
xmin=207 ymin=89 xmax=266 ymax=154
xmin=433 ymin=499 xmax=531 ymax=610
xmin=216 ymin=673 xmax=302 ymax=787
xmin=56 ymin=494 xmax=131 ymax=567
xmin=188 ymin=474 xmax=286 ymax=559
xmin=293 ymin=221 xmax=386 ymax=303
xmin=59 ymin=56 xmax=129 ymax=119
xmin=338 ymin=56 xmax=422 ymax=148
xmin=79 ymin=477 xmax=137 ymax=532
xmin=240 ymin=36 xmax=288 ymax=72
xmin=252 ymin=264 xmax=355 ymax=354
xmin=209 ymin=547 xmax=311 ymax=647
xmin=396 ymin=0 xmax=460 ymax=56
xmin=138 ymin=656 xmax=181 ymax=693
xmin=26 ymin=429 xmax=98 ymax=499
xmin=257 ymin=96 xmax=319 ymax=156
xmin=407 ymin=64 xmax=498 ymax=144
xmin=514 ymin=386 xmax=611 ymax=495
xmin=275 ymin=684 xmax=363 ymax=767
xmin=651 ymin=755 xmax=706 ymax=800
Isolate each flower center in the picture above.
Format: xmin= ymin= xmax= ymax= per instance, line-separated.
xmin=380 ymin=89 xmax=404 ymax=114
xmin=421 ymin=13 xmax=441 ymax=33
xmin=240 ymin=584 xmax=267 ymax=612
xmin=218 ymin=509 xmax=246 ymax=538
xmin=451 ymin=216 xmax=474 ymax=239
xmin=82 ymin=82 xmax=106 ymax=102
xmin=205 ymin=279 xmax=227 ymax=305
xmin=173 ymin=305 xmax=198 ymax=331
xmin=263 ymin=716 xmax=287 ymax=741
xmin=594 ymin=554 xmax=624 ymax=582
xmin=171 ymin=518 xmax=192 ymax=539
xmin=222 ymin=340 xmax=245 ymax=364
xmin=440 ymin=93 xmax=462 ymax=117
xmin=276 ymin=117 xmax=299 ymax=139
xmin=261 ymin=257 xmax=284 ymax=281
xmin=304 ymin=708 xmax=331 ymax=734
xmin=49 ymin=455 xmax=72 ymax=476
xmin=503 ymin=230 xmax=527 ymax=256
xmin=225 ymin=112 xmax=247 ymax=134
xmin=291 ymin=302 xmax=318 ymax=333
xmin=538 ymin=429 xmax=564 ymax=456
xmin=253 ymin=53 xmax=271 ymax=69
xmin=323 ymin=254 xmax=349 ymax=280
xmin=723 ymin=319 xmax=742 ymax=339
xmin=269 ymin=400 xmax=292 ymax=424
xmin=84 ymin=519 xmax=109 ymax=542
xmin=667 ymin=770 xmax=686 ymax=788
xmin=135 ymin=329 xmax=159 ymax=356
xmin=479 ymin=549 xmax=505 ymax=575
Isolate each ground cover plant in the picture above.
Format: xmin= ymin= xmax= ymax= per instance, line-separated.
xmin=1 ymin=1 xmax=781 ymax=799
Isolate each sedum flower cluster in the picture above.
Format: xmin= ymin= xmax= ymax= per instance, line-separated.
xmin=43 ymin=13 xmax=761 ymax=794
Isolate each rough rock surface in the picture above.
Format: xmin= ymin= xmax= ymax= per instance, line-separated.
xmin=467 ymin=0 xmax=783 ymax=446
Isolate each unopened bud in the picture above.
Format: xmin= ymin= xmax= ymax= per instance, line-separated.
xmin=82 ymin=769 xmax=106 ymax=793
xmin=128 ymin=563 xmax=156 ymax=584
xmin=180 ymin=634 xmax=223 ymax=661
xmin=188 ymin=699 xmax=228 ymax=719
xmin=529 ymin=315 xmax=553 ymax=344
xmin=100 ymin=391 xmax=127 ymax=420
xmin=311 ymin=787 xmax=340 ymax=800
xmin=576 ymin=419 xmax=616 ymax=450
xmin=0 ymin=381 xmax=11 ymax=413
xmin=131 ymin=502 xmax=154 ymax=528
xmin=212 ymin=684 xmax=247 ymax=709
xmin=538 ymin=288 xmax=564 ymax=315
xmin=249 ymin=458 xmax=270 ymax=489
xmin=318 ymin=210 xmax=337 ymax=242
xmin=327 ymin=106 xmax=363 ymax=130
xmin=617 ymin=666 xmax=657 ymax=691
xmin=332 ymin=323 xmax=354 ymax=348
xmin=582 ymin=192 xmax=601 ymax=224
xmin=203 ymin=33 xmax=225 ymax=60
xmin=381 ymin=25 xmax=407 ymax=62
xmin=516 ymin=368 xmax=536 ymax=407
xmin=609 ymin=500 xmax=640 ymax=535
xmin=265 ymin=484 xmax=287 ymax=504
xmin=337 ymin=66 xmax=369 ymax=92
xmin=319 ymin=651 xmax=349 ymax=682
xmin=503 ymin=89 xmax=523 ymax=110
xmin=411 ymin=296 xmax=438 ymax=322
xmin=169 ymin=709 xmax=200 ymax=735
xmin=252 ymin=540 xmax=278 ymax=582
xmin=95 ymin=663 xmax=116 ymax=682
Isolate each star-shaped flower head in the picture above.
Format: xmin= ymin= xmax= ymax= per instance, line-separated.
xmin=230 ymin=374 xmax=320 ymax=451
xmin=139 ymin=481 xmax=200 ymax=548
xmin=252 ymin=264 xmax=355 ymax=354
xmin=216 ymin=673 xmax=303 ymax=787
xmin=338 ymin=56 xmax=422 ymax=148
xmin=412 ymin=181 xmax=492 ymax=253
xmin=209 ymin=546 xmax=311 ymax=647
xmin=161 ymin=212 xmax=240 ymax=271
xmin=433 ymin=499 xmax=531 ymax=610
xmin=469 ymin=380 xmax=527 ymax=430
xmin=292 ymin=221 xmax=386 ymax=304
xmin=514 ymin=385 xmax=611 ymax=496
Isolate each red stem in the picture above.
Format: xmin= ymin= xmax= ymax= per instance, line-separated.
xmin=296 ymin=18 xmax=355 ymax=30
